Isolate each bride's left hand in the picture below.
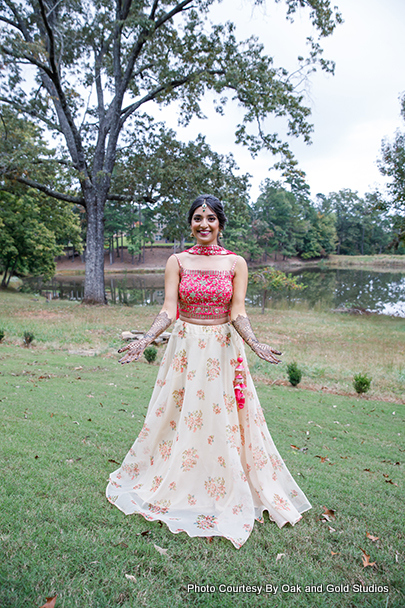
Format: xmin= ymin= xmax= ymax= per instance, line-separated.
xmin=252 ymin=342 xmax=282 ymax=364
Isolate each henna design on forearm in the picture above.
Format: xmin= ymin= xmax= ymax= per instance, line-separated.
xmin=118 ymin=311 xmax=173 ymax=364
xmin=231 ymin=314 xmax=282 ymax=364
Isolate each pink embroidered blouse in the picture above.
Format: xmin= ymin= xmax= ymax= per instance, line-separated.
xmin=174 ymin=254 xmax=237 ymax=320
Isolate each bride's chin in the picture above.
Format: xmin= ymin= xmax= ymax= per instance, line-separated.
xmin=196 ymin=237 xmax=217 ymax=245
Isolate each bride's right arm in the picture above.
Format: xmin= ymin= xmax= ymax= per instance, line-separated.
xmin=118 ymin=255 xmax=179 ymax=364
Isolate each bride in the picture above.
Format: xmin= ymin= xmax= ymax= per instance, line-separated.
xmin=106 ymin=194 xmax=311 ymax=549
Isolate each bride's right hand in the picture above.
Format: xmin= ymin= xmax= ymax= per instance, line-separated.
xmin=118 ymin=338 xmax=149 ymax=364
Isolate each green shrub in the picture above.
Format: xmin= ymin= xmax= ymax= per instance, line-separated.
xmin=144 ymin=345 xmax=158 ymax=364
xmin=23 ymin=331 xmax=35 ymax=347
xmin=353 ymin=372 xmax=372 ymax=394
xmin=0 ymin=329 xmax=4 ymax=342
xmin=287 ymin=362 xmax=302 ymax=387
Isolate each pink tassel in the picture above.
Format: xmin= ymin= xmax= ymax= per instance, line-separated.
xmin=234 ymin=356 xmax=247 ymax=409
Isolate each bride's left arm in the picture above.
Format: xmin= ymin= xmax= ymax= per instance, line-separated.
xmin=230 ymin=256 xmax=282 ymax=364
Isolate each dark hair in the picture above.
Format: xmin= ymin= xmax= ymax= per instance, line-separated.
xmin=187 ymin=194 xmax=227 ymax=230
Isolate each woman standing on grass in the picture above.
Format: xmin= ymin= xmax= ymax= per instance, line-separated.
xmin=106 ymin=194 xmax=311 ymax=549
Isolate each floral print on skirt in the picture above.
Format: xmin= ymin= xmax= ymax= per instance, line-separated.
xmin=106 ymin=320 xmax=311 ymax=549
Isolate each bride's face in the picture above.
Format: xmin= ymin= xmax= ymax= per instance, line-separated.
xmin=190 ymin=205 xmax=220 ymax=245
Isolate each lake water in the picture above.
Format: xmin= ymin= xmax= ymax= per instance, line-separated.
xmin=24 ymin=267 xmax=405 ymax=317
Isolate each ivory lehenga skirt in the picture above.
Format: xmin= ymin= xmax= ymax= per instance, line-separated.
xmin=106 ymin=320 xmax=311 ymax=549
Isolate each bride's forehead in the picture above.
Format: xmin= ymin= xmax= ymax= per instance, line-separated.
xmin=192 ymin=205 xmax=217 ymax=217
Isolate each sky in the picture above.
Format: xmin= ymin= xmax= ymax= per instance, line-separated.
xmin=153 ymin=0 xmax=405 ymax=202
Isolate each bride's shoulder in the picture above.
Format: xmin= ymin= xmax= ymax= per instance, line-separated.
xmin=232 ymin=255 xmax=248 ymax=274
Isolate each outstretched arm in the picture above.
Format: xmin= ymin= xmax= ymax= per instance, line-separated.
xmin=118 ymin=255 xmax=179 ymax=364
xmin=230 ymin=256 xmax=282 ymax=365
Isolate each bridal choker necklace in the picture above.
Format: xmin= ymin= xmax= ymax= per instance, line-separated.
xmin=186 ymin=245 xmax=232 ymax=256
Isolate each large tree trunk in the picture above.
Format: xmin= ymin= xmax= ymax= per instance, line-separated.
xmin=83 ymin=195 xmax=106 ymax=304
xmin=1 ymin=260 xmax=9 ymax=288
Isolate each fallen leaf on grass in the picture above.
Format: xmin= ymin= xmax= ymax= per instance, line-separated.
xmin=125 ymin=574 xmax=137 ymax=582
xmin=290 ymin=445 xmax=300 ymax=450
xmin=360 ymin=548 xmax=376 ymax=568
xmin=136 ymin=530 xmax=151 ymax=537
xmin=74 ymin=366 xmax=83 ymax=370
xmin=39 ymin=596 xmax=57 ymax=608
xmin=108 ymin=459 xmax=120 ymax=465
xmin=154 ymin=544 xmax=168 ymax=555
xmin=331 ymin=551 xmax=339 ymax=556
xmin=385 ymin=478 xmax=398 ymax=486
xmin=321 ymin=507 xmax=336 ymax=522
xmin=315 ymin=455 xmax=330 ymax=463
xmin=363 ymin=468 xmax=373 ymax=473
xmin=276 ymin=553 xmax=285 ymax=562
xmin=86 ymin=394 xmax=94 ymax=398
xmin=366 ymin=532 xmax=379 ymax=542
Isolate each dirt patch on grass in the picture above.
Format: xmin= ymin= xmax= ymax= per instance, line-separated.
xmin=254 ymin=375 xmax=405 ymax=405
xmin=67 ymin=348 xmax=100 ymax=356
xmin=16 ymin=309 xmax=71 ymax=320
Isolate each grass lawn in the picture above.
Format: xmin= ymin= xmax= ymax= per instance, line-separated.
xmin=0 ymin=291 xmax=404 ymax=608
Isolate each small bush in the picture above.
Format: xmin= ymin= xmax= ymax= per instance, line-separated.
xmin=144 ymin=345 xmax=158 ymax=364
xmin=0 ymin=329 xmax=4 ymax=342
xmin=23 ymin=331 xmax=35 ymax=347
xmin=353 ymin=372 xmax=372 ymax=394
xmin=287 ymin=362 xmax=302 ymax=387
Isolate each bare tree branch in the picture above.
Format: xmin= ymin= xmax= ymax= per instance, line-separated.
xmin=0 ymin=44 xmax=53 ymax=77
xmin=15 ymin=175 xmax=85 ymax=205
xmin=94 ymin=43 xmax=106 ymax=125
xmin=154 ymin=0 xmax=193 ymax=29
xmin=3 ymin=0 xmax=32 ymax=40
xmin=36 ymin=0 xmax=89 ymax=176
xmin=121 ymin=0 xmax=194 ymax=94
xmin=0 ymin=15 xmax=21 ymax=30
xmin=0 ymin=96 xmax=63 ymax=134
xmin=120 ymin=68 xmax=225 ymax=126
xmin=149 ymin=0 xmax=159 ymax=20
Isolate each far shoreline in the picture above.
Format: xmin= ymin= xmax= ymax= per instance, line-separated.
xmin=55 ymin=248 xmax=405 ymax=276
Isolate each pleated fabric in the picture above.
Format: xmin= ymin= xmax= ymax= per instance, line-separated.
xmin=106 ymin=320 xmax=311 ymax=549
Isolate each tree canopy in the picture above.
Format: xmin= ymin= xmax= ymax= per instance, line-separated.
xmin=0 ymin=0 xmax=342 ymax=302
xmin=377 ymin=94 xmax=405 ymax=248
xmin=0 ymin=190 xmax=83 ymax=287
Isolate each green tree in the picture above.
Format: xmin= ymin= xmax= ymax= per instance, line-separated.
xmin=0 ymin=190 xmax=82 ymax=287
xmin=112 ymin=120 xmax=251 ymax=250
xmin=377 ymin=95 xmax=405 ymax=248
xmin=0 ymin=0 xmax=341 ymax=303
xmin=319 ymin=189 xmax=395 ymax=255
xmin=250 ymin=266 xmax=304 ymax=313
xmin=253 ymin=180 xmax=307 ymax=259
